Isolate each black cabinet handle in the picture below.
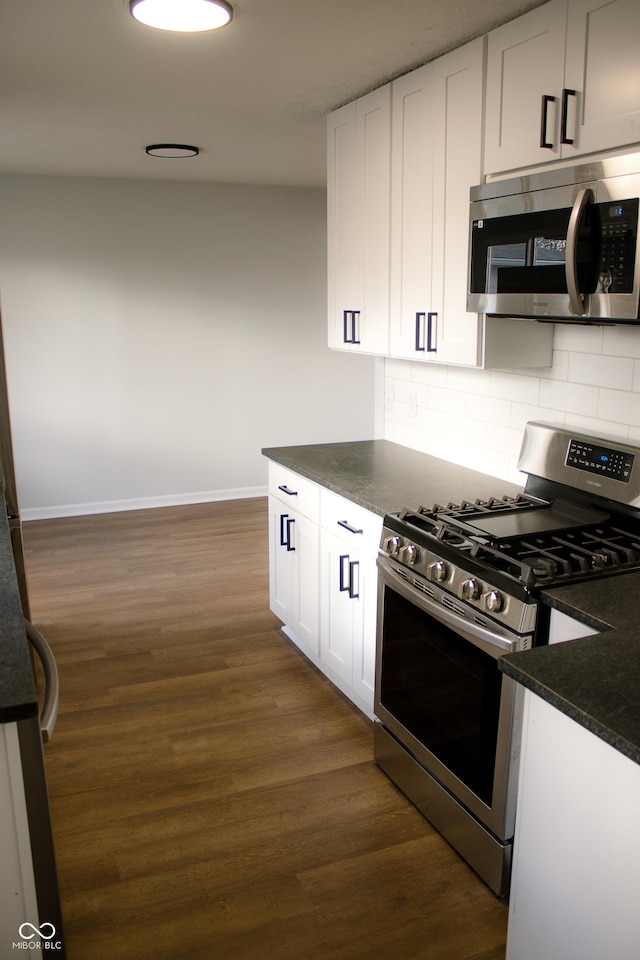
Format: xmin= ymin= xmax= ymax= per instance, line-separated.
xmin=337 ymin=519 xmax=363 ymax=535
xmin=348 ymin=560 xmax=360 ymax=599
xmin=415 ymin=312 xmax=426 ymax=352
xmin=339 ymin=554 xmax=359 ymax=599
xmin=279 ymin=514 xmax=295 ymax=551
xmin=427 ymin=312 xmax=438 ymax=353
xmin=339 ymin=554 xmax=350 ymax=592
xmin=539 ymin=94 xmax=556 ymax=149
xmin=342 ymin=310 xmax=361 ymax=344
xmin=561 ymin=88 xmax=576 ymax=145
xmin=277 ymin=484 xmax=298 ymax=497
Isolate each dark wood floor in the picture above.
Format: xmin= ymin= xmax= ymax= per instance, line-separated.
xmin=24 ymin=498 xmax=507 ymax=960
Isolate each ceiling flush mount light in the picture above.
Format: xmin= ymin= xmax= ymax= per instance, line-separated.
xmin=130 ymin=0 xmax=233 ymax=32
xmin=145 ymin=144 xmax=200 ymax=158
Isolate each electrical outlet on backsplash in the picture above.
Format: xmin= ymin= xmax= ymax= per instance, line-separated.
xmin=383 ymin=325 xmax=640 ymax=486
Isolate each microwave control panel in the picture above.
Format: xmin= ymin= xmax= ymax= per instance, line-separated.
xmin=596 ymin=198 xmax=638 ymax=293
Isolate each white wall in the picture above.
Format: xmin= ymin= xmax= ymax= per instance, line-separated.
xmin=384 ymin=323 xmax=640 ymax=486
xmin=0 ymin=175 xmax=377 ymax=518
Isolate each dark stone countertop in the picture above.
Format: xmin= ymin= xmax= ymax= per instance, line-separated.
xmin=501 ymin=572 xmax=640 ymax=764
xmin=262 ymin=439 xmax=523 ymax=515
xmin=263 ymin=439 xmax=640 ymax=765
xmin=0 ymin=506 xmax=38 ymax=723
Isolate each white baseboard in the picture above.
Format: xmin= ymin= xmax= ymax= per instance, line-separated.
xmin=21 ymin=485 xmax=268 ymax=521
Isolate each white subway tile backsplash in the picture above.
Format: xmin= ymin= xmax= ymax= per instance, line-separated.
xmin=428 ymin=384 xmax=466 ymax=416
xmin=510 ymin=402 xmax=563 ymax=432
xmin=597 ymin=387 xmax=640 ymax=427
xmin=485 ymin=423 xmax=524 ymax=459
xmin=489 ymin=370 xmax=540 ymax=404
xmin=602 ymin=326 xmax=640 ymax=359
xmin=466 ymin=393 xmax=511 ymax=427
xmin=447 ymin=365 xmax=491 ymax=396
xmin=553 ymin=324 xmax=604 ymax=354
xmin=568 ymin=352 xmax=634 ymax=390
xmin=539 ymin=378 xmax=599 ymax=417
xmin=384 ymin=327 xmax=640 ymax=486
xmin=564 ymin=412 xmax=630 ymax=440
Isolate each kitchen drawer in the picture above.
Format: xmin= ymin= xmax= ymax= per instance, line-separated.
xmin=321 ymin=488 xmax=382 ymax=554
xmin=268 ymin=463 xmax=320 ymax=523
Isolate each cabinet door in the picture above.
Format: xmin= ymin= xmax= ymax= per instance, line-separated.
xmin=327 ymin=101 xmax=358 ymax=350
xmin=268 ymin=496 xmax=319 ymax=655
xmin=349 ymin=549 xmax=378 ymax=712
xmin=269 ymin=494 xmax=295 ymax=625
xmin=327 ymin=87 xmax=391 ymax=355
xmin=320 ymin=529 xmax=360 ymax=687
xmin=389 ymin=64 xmax=437 ymax=360
xmin=430 ymin=38 xmax=484 ymax=366
xmin=563 ymin=0 xmax=640 ymax=158
xmin=320 ymin=531 xmax=378 ymax=715
xmin=390 ymin=41 xmax=484 ymax=366
xmin=485 ymin=0 xmax=568 ymax=174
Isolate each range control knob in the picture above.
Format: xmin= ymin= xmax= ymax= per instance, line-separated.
xmin=427 ymin=559 xmax=449 ymax=582
xmin=484 ymin=590 xmax=504 ymax=614
xmin=460 ymin=577 xmax=482 ymax=601
xmin=382 ymin=535 xmax=400 ymax=556
xmin=399 ymin=543 xmax=420 ymax=565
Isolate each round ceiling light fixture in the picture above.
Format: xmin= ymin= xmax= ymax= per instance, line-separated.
xmin=145 ymin=143 xmax=200 ymax=158
xmin=130 ymin=0 xmax=233 ymax=32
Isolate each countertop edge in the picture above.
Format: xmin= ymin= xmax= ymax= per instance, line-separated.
xmin=500 ymin=633 xmax=640 ymax=765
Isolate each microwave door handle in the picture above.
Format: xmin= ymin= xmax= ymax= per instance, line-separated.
xmin=566 ymin=187 xmax=593 ymax=316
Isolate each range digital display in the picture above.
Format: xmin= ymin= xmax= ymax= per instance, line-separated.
xmin=566 ymin=439 xmax=634 ymax=483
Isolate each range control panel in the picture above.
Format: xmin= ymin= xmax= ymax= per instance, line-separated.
xmin=566 ymin=439 xmax=634 ymax=483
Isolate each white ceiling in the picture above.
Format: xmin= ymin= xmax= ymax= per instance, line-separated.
xmin=2 ymin=0 xmax=547 ymax=188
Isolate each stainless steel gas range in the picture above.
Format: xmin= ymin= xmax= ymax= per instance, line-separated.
xmin=374 ymin=421 xmax=640 ymax=896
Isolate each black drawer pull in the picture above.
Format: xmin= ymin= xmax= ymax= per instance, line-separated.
xmin=337 ymin=520 xmax=363 ymax=535
xmin=277 ymin=484 xmax=298 ymax=496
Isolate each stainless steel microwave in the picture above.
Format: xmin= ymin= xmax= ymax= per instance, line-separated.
xmin=468 ymin=152 xmax=640 ymax=324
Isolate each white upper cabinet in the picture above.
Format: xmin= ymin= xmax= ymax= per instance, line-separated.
xmin=564 ymin=0 xmax=640 ymax=159
xmin=327 ymin=86 xmax=391 ymax=355
xmin=389 ymin=38 xmax=484 ymax=366
xmin=485 ymin=0 xmax=640 ymax=175
xmin=485 ymin=0 xmax=569 ymax=172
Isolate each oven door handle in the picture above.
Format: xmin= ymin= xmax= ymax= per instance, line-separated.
xmin=378 ymin=558 xmax=523 ymax=657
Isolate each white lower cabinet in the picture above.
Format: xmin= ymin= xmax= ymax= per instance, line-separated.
xmin=267 ymin=463 xmax=381 ymax=717
xmin=268 ymin=464 xmax=321 ymax=656
xmin=507 ymin=691 xmax=640 ymax=960
xmin=319 ymin=529 xmax=379 ymax=715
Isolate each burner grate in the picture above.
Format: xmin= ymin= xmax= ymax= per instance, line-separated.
xmin=495 ymin=525 xmax=640 ymax=586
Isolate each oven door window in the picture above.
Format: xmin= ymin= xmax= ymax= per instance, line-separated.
xmin=379 ymin=582 xmax=502 ymax=807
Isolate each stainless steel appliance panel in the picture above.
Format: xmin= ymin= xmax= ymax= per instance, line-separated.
xmin=375 ymin=557 xmax=527 ymax=845
xmin=468 ymin=152 xmax=640 ymax=323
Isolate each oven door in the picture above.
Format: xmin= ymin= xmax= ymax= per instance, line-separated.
xmin=375 ymin=557 xmax=530 ymax=841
